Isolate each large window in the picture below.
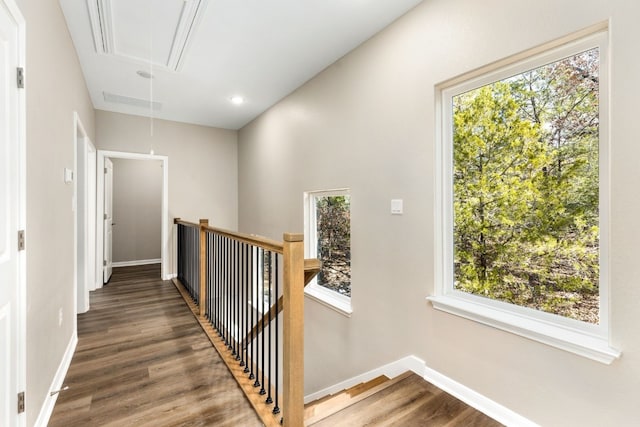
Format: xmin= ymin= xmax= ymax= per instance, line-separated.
xmin=431 ymin=29 xmax=620 ymax=363
xmin=304 ymin=189 xmax=352 ymax=315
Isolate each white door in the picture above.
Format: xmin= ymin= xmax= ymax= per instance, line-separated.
xmin=0 ymin=1 xmax=24 ymax=425
xmin=103 ymin=158 xmax=113 ymax=283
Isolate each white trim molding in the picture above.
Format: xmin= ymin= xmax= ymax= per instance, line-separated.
xmin=304 ymin=284 xmax=352 ymax=317
xmin=420 ymin=361 xmax=539 ymax=427
xmin=112 ymin=258 xmax=161 ymax=268
xmin=427 ymin=295 xmax=620 ymax=364
xmin=34 ymin=332 xmax=78 ymax=427
xmin=304 ymin=355 xmax=538 ymax=427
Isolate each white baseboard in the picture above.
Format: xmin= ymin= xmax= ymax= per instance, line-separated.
xmin=304 ymin=355 xmax=423 ymax=404
xmin=112 ymin=258 xmax=161 ymax=267
xmin=304 ymin=355 xmax=538 ymax=427
xmin=420 ymin=364 xmax=539 ymax=427
xmin=165 ymin=273 xmax=177 ymax=280
xmin=34 ymin=331 xmax=78 ymax=427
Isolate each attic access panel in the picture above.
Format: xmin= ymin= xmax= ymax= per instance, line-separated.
xmin=87 ymin=0 xmax=207 ymax=71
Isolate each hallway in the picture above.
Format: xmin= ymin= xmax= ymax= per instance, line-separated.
xmin=48 ymin=265 xmax=262 ymax=427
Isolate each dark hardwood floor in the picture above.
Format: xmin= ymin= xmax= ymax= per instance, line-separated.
xmin=48 ymin=264 xmax=262 ymax=427
xmin=50 ymin=264 xmax=501 ymax=427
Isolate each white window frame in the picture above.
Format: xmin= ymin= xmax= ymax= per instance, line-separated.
xmin=429 ymin=27 xmax=620 ymax=364
xmin=304 ymin=189 xmax=352 ymax=317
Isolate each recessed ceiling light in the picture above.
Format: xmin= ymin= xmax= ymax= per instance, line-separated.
xmin=136 ymin=70 xmax=154 ymax=79
xmin=230 ymin=95 xmax=244 ymax=105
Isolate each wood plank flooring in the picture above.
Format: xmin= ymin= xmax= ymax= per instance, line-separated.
xmin=48 ymin=264 xmax=262 ymax=427
xmin=49 ymin=264 xmax=501 ymax=427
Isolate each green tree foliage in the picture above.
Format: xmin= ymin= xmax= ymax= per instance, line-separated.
xmin=316 ymin=195 xmax=351 ymax=296
xmin=453 ymin=49 xmax=600 ymax=323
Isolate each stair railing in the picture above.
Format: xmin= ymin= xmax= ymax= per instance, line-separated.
xmin=175 ymin=219 xmax=202 ymax=305
xmin=173 ymin=218 xmax=318 ymax=427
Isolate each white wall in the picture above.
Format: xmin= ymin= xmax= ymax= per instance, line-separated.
xmin=12 ymin=0 xmax=96 ymax=424
xmin=238 ymin=0 xmax=640 ymax=425
xmin=111 ymin=158 xmax=162 ymax=263
xmin=95 ymin=110 xmax=238 ymax=274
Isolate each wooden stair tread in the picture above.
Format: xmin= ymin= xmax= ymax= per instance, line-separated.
xmin=307 ymin=372 xmax=502 ymax=427
xmin=304 ymin=372 xmax=413 ymax=425
xmin=304 ymin=374 xmax=389 ymax=409
xmin=345 ymin=374 xmax=390 ymax=396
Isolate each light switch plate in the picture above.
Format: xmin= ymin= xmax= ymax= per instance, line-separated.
xmin=64 ymin=168 xmax=74 ymax=183
xmin=391 ymin=199 xmax=403 ymax=215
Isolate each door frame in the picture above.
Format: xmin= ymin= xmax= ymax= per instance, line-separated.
xmin=96 ymin=150 xmax=169 ymax=284
xmin=2 ymin=0 xmax=26 ymax=425
xmin=87 ymin=147 xmax=97 ymax=292
xmin=73 ymin=112 xmax=95 ymax=314
xmin=102 ymin=157 xmax=113 ymax=283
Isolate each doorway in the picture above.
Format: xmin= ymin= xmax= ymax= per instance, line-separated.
xmin=110 ymin=158 xmax=163 ymax=269
xmin=96 ymin=150 xmax=169 ymax=285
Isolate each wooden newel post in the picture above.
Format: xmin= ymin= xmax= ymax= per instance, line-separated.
xmin=199 ymin=219 xmax=209 ymax=317
xmin=282 ymin=233 xmax=304 ymax=427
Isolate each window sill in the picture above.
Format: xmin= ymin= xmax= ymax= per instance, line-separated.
xmin=248 ymin=299 xmax=270 ymax=315
xmin=426 ymin=295 xmax=620 ymax=364
xmin=305 ymin=284 xmax=352 ymax=317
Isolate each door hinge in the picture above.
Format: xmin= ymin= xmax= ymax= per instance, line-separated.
xmin=104 ymin=167 xmax=108 ymax=174
xmin=103 ymin=260 xmax=107 ymax=266
xmin=17 ymin=67 xmax=24 ymax=89
xmin=17 ymin=391 xmax=25 ymax=414
xmin=104 ymin=213 xmax=107 ymax=220
xmin=18 ymin=230 xmax=25 ymax=251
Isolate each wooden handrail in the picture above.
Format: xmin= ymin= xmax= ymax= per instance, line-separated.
xmin=304 ymin=258 xmax=322 ymax=286
xmin=203 ymin=224 xmax=284 ymax=254
xmin=175 ymin=219 xmax=286 ymax=253
xmin=173 ymin=218 xmax=200 ymax=228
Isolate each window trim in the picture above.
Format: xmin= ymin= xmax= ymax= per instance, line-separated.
xmin=304 ymin=188 xmax=352 ymax=317
xmin=429 ymin=26 xmax=620 ymax=364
